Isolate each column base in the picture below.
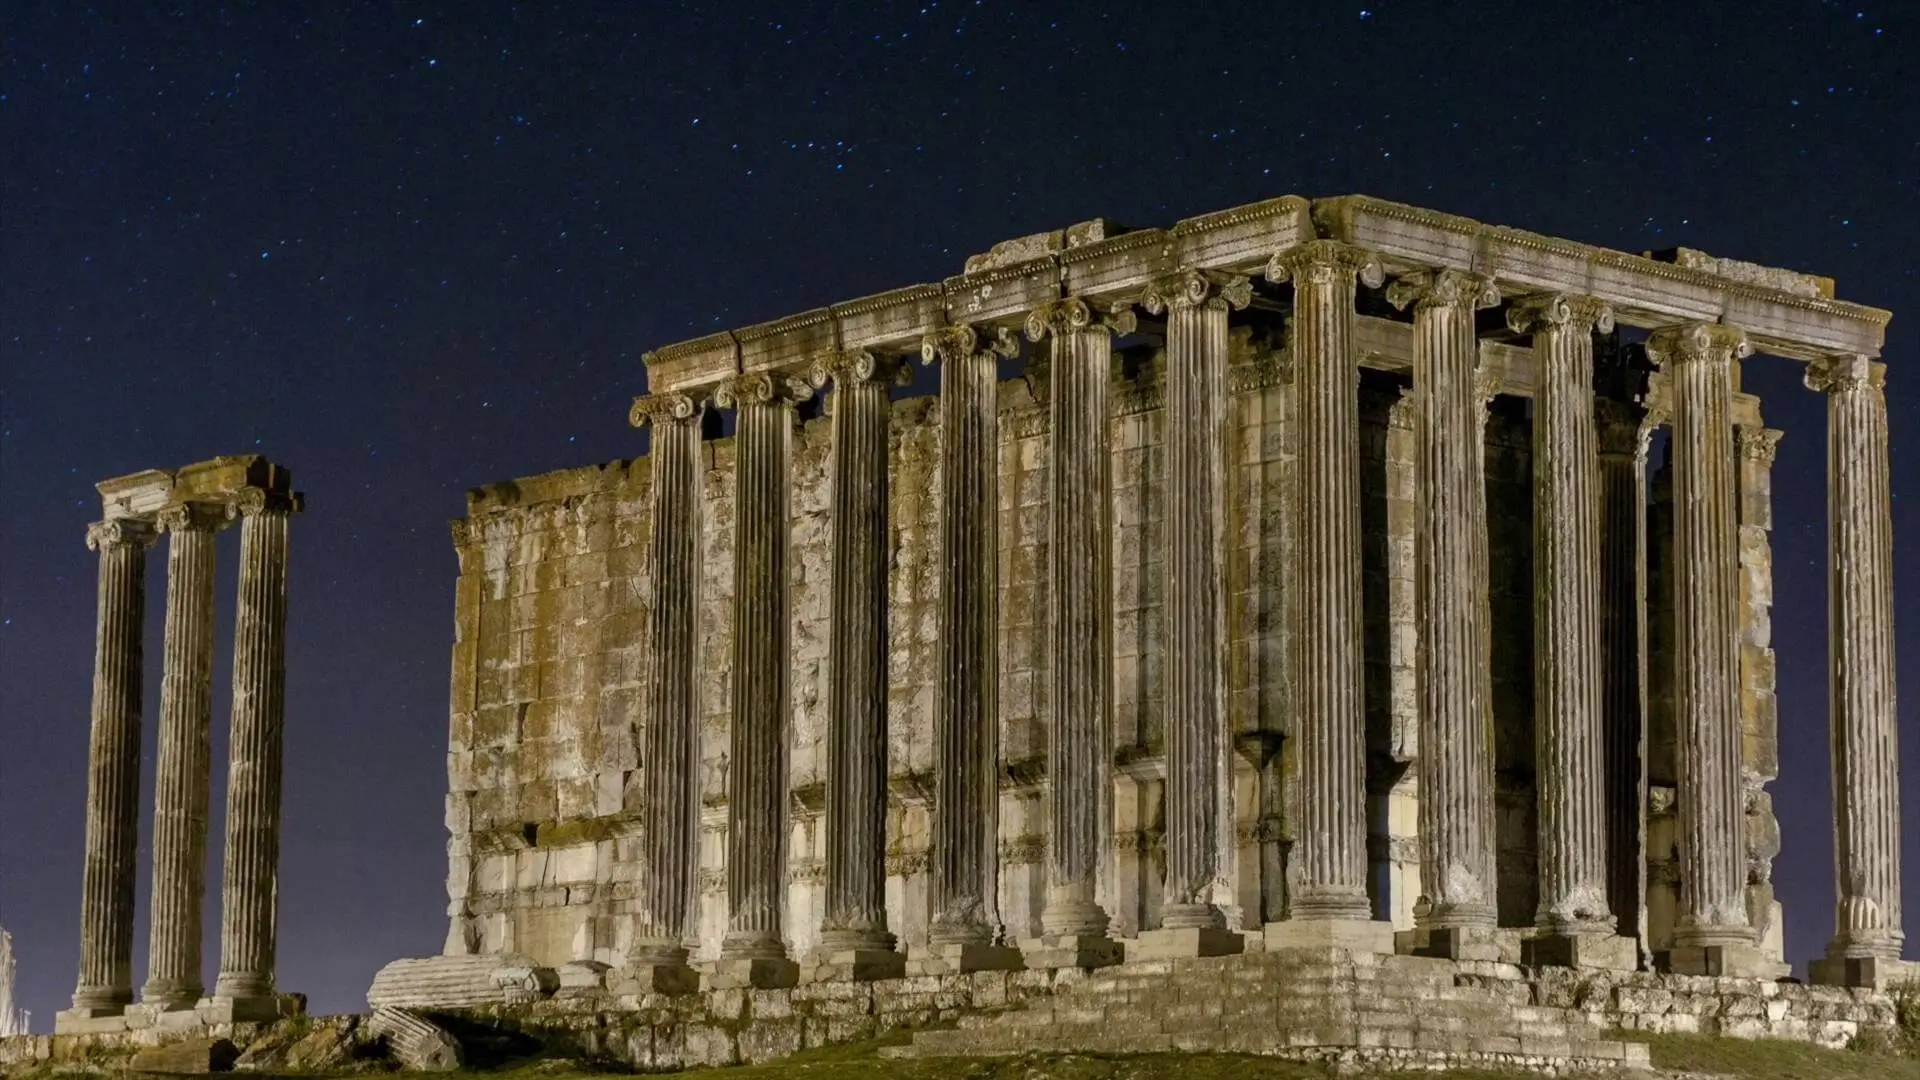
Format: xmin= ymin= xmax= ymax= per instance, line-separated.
xmin=1263 ymin=917 xmax=1395 ymax=956
xmin=803 ymin=948 xmax=907 ymax=983
xmin=196 ymin=992 xmax=300 ymax=1024
xmin=1810 ymin=953 xmax=1913 ymax=989
xmin=609 ymin=962 xmax=700 ymax=996
xmin=1133 ymin=926 xmax=1246 ymax=961
xmin=709 ymin=956 xmax=800 ymax=990
xmin=1523 ymin=931 xmax=1639 ymax=972
xmin=1403 ymin=925 xmax=1504 ymax=962
xmin=54 ymin=1009 xmax=132 ymax=1035
xmin=905 ymin=942 xmax=1026 ymax=976
xmin=123 ymin=1002 xmax=214 ymax=1034
xmin=1658 ymin=942 xmax=1788 ymax=979
xmin=1020 ymin=933 xmax=1124 ymax=970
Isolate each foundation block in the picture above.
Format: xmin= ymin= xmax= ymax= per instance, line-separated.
xmin=1524 ymin=931 xmax=1639 ymax=972
xmin=709 ymin=956 xmax=801 ymax=990
xmin=1021 ymin=933 xmax=1125 ymax=970
xmin=804 ymin=948 xmax=907 ymax=983
xmin=609 ymin=962 xmax=701 ymax=996
xmin=1132 ymin=926 xmax=1245 ymax=960
xmin=905 ymin=942 xmax=1026 ymax=976
xmin=1262 ymin=917 xmax=1396 ymax=955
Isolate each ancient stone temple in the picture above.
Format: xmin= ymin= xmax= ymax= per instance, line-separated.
xmin=56 ymin=456 xmax=304 ymax=1034
xmin=381 ymin=195 xmax=1907 ymax=1011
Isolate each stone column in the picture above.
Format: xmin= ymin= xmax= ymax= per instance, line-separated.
xmin=1646 ymin=323 xmax=1767 ymax=976
xmin=1596 ymin=397 xmax=1648 ymax=947
xmin=142 ymin=501 xmax=225 ymax=1010
xmin=65 ymin=518 xmax=156 ymax=1022
xmin=623 ymin=391 xmax=705 ymax=994
xmin=714 ymin=372 xmax=807 ymax=989
xmin=918 ymin=325 xmax=1024 ymax=974
xmin=1023 ymin=296 xmax=1132 ymax=969
xmin=1386 ymin=270 xmax=1500 ymax=958
xmin=1138 ymin=270 xmax=1252 ymax=959
xmin=1263 ymin=240 xmax=1392 ymax=950
xmin=208 ymin=489 xmax=296 ymax=1018
xmin=1806 ymin=355 xmax=1906 ymax=987
xmin=810 ymin=350 xmax=908 ymax=982
xmin=1507 ymin=295 xmax=1629 ymax=968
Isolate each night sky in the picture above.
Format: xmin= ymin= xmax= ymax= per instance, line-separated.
xmin=2 ymin=1 xmax=1915 ymax=1029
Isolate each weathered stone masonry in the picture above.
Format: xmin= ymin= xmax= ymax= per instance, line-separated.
xmin=423 ymin=195 xmax=1906 ymax=996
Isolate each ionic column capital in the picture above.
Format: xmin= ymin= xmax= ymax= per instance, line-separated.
xmin=1505 ymin=293 xmax=1615 ymax=336
xmin=712 ymin=371 xmax=815 ymax=410
xmin=1140 ymin=268 xmax=1252 ymax=316
xmin=86 ymin=518 xmax=158 ymax=552
xmin=806 ymin=348 xmax=912 ymax=390
xmin=1264 ymin=239 xmax=1384 ymax=289
xmin=155 ymin=501 xmax=231 ymax=535
xmin=1023 ymin=296 xmax=1136 ymax=342
xmin=627 ymin=391 xmax=706 ymax=429
xmin=229 ymin=488 xmax=302 ymax=518
xmin=1595 ymin=399 xmax=1645 ymax=459
xmin=1646 ymin=322 xmax=1752 ymax=367
xmin=1804 ymin=354 xmax=1885 ymax=395
xmin=920 ymin=323 xmax=1018 ymax=366
xmin=1385 ymin=268 xmax=1498 ymax=314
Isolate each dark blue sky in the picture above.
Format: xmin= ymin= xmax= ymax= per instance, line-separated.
xmin=2 ymin=1 xmax=1914 ymax=1026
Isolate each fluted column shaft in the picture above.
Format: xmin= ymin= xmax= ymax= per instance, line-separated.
xmin=1597 ymin=402 xmax=1648 ymax=941
xmin=144 ymin=503 xmax=224 ymax=1008
xmin=214 ymin=497 xmax=293 ymax=1000
xmin=925 ymin=327 xmax=1005 ymax=945
xmin=1266 ymin=241 xmax=1381 ymax=919
xmin=1649 ymin=323 xmax=1753 ymax=947
xmin=629 ymin=393 xmax=705 ymax=967
xmin=1026 ymin=298 xmax=1130 ymax=938
xmin=1809 ymin=355 xmax=1903 ymax=959
xmin=72 ymin=519 xmax=154 ymax=1013
xmin=1149 ymin=273 xmax=1249 ymax=928
xmin=816 ymin=353 xmax=898 ymax=952
xmin=1388 ymin=271 xmax=1499 ymax=930
xmin=1510 ymin=295 xmax=1616 ymax=933
xmin=720 ymin=374 xmax=802 ymax=959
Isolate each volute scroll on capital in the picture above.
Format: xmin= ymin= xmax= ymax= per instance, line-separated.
xmin=1023 ymin=296 xmax=1138 ymax=342
xmin=1139 ymin=268 xmax=1252 ymax=316
xmin=228 ymin=487 xmax=303 ymax=518
xmin=628 ymin=391 xmax=705 ymax=430
xmin=918 ymin=323 xmax=1019 ymax=366
xmin=1263 ymin=239 xmax=1385 ymax=290
xmin=1504 ymin=292 xmax=1616 ymax=337
xmin=711 ymin=370 xmax=815 ymax=410
xmin=154 ymin=500 xmax=232 ymax=535
xmin=1644 ymin=322 xmax=1753 ymax=368
xmin=1384 ymin=268 xmax=1499 ymax=314
xmin=84 ymin=517 xmax=159 ymax=552
xmin=805 ymin=348 xmax=912 ymax=390
xmin=1803 ymin=354 xmax=1885 ymax=395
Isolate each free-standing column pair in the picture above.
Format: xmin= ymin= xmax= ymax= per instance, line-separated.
xmin=64 ymin=483 xmax=297 ymax=1028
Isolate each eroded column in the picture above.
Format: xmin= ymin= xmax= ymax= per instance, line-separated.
xmin=211 ymin=489 xmax=296 ymax=1015
xmin=921 ymin=324 xmax=1023 ymax=972
xmin=715 ymin=372 xmax=806 ymax=989
xmin=1141 ymin=270 xmax=1251 ymax=957
xmin=1024 ymin=297 xmax=1130 ymax=966
xmin=1647 ymin=323 xmax=1761 ymax=974
xmin=1807 ymin=355 xmax=1905 ymax=986
xmin=1387 ymin=270 xmax=1500 ymax=953
xmin=1263 ymin=240 xmax=1388 ymax=943
xmin=143 ymin=501 xmax=225 ymax=1010
xmin=811 ymin=351 xmax=907 ymax=981
xmin=66 ymin=518 xmax=155 ymax=1021
xmin=624 ymin=391 xmax=705 ymax=994
xmin=1508 ymin=295 xmax=1623 ymax=965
